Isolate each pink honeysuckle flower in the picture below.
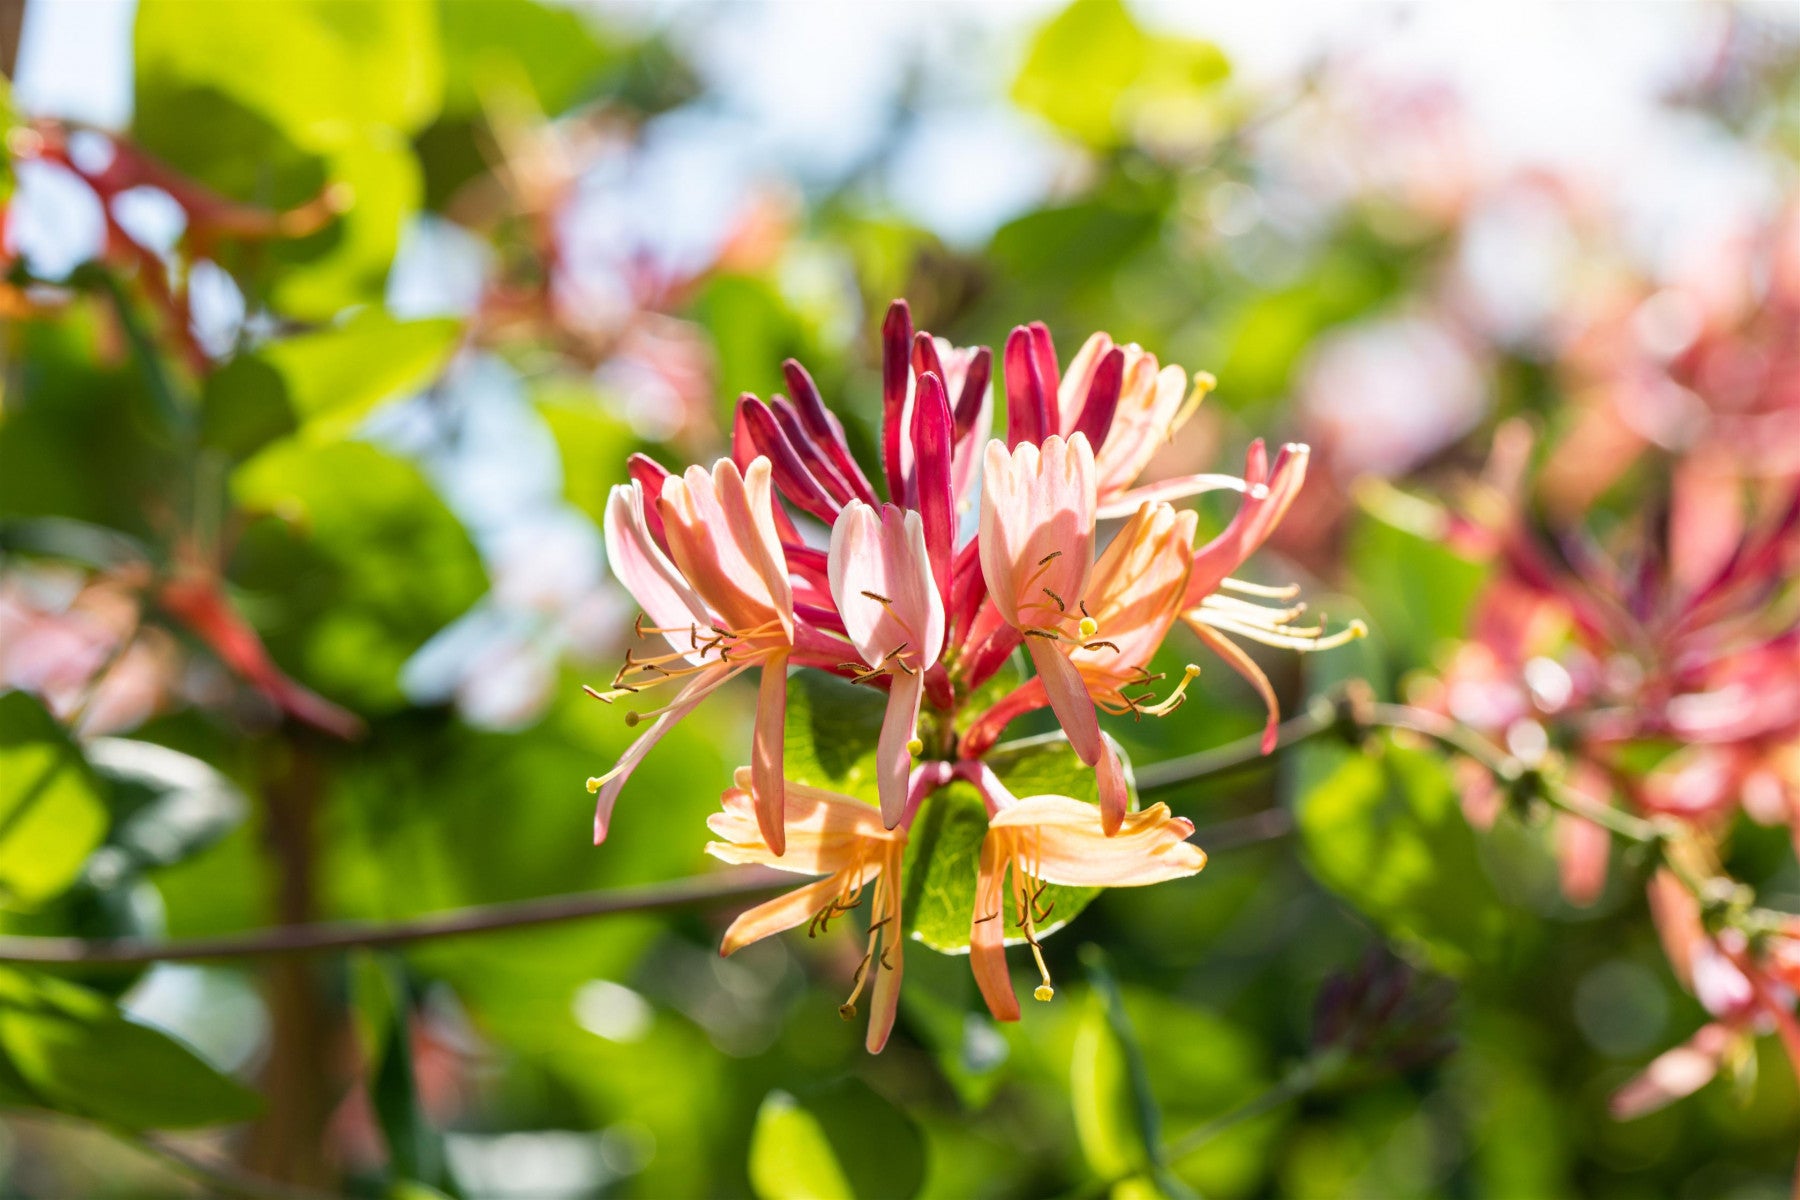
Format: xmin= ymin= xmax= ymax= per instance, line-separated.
xmin=590 ymin=457 xmax=797 ymax=853
xmin=706 ymin=769 xmax=907 ymax=1053
xmin=1071 ymin=501 xmax=1201 ymax=715
xmin=1054 ymin=332 xmax=1242 ymax=519
xmin=957 ymin=500 xmax=1201 ymax=763
xmin=1181 ymin=441 xmax=1364 ymax=752
xmin=978 ymin=433 xmax=1132 ymax=834
xmin=970 ymin=795 xmax=1207 ymax=1021
xmin=827 ymin=501 xmax=947 ymax=828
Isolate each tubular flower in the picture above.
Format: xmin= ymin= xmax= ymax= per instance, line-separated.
xmin=828 ymin=502 xmax=946 ymax=828
xmin=706 ymin=770 xmax=906 ymax=1053
xmin=590 ymin=458 xmax=797 ymax=852
xmin=978 ymin=434 xmax=1131 ymax=833
xmin=1053 ymin=332 xmax=1228 ymax=518
xmin=588 ymin=301 xmax=1357 ymax=1048
xmin=970 ymin=795 xmax=1208 ymax=1022
xmin=1073 ymin=501 xmax=1201 ymax=716
xmin=1182 ymin=441 xmax=1366 ymax=752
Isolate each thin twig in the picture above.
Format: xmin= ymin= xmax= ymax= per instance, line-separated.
xmin=1135 ymin=698 xmax=1339 ymax=791
xmin=0 ymin=869 xmax=790 ymax=966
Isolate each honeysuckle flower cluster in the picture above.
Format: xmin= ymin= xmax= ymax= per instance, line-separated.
xmin=587 ymin=301 xmax=1361 ymax=1050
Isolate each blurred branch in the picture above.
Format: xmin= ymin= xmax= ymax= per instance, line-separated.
xmin=136 ymin=1133 xmax=344 ymax=1200
xmin=0 ymin=869 xmax=791 ymax=966
xmin=0 ymin=0 xmax=23 ymax=80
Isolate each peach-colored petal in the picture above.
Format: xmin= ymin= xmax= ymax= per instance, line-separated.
xmin=1076 ymin=503 xmax=1195 ymax=704
xmin=971 ymin=830 xmax=1021 ymax=1022
xmin=707 ymin=769 xmax=899 ymax=874
xmin=752 ymin=656 xmax=790 ymax=856
xmin=1610 ymin=1022 xmax=1734 ymax=1120
xmin=1187 ymin=621 xmax=1282 ymax=753
xmin=1092 ymin=359 xmax=1193 ymax=503
xmin=865 ymin=846 xmax=906 ymax=1053
xmin=660 ymin=458 xmax=793 ymax=640
xmin=1096 ymin=738 xmax=1130 ymax=836
xmin=876 ymin=668 xmax=924 ymax=829
xmin=990 ymin=795 xmax=1207 ymax=887
xmin=1026 ymin=638 xmax=1102 ymax=764
xmin=719 ymin=866 xmax=878 ymax=955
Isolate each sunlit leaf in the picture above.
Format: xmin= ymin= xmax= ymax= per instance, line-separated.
xmin=0 ymin=966 xmax=260 ymax=1129
xmin=203 ymin=310 xmax=461 ymax=456
xmin=231 ymin=440 xmax=487 ymax=713
xmin=0 ymin=693 xmax=109 ymax=910
xmin=1295 ymin=733 xmax=1512 ymax=975
xmin=748 ymin=1080 xmax=925 ymax=1200
xmin=82 ymin=737 xmax=247 ymax=883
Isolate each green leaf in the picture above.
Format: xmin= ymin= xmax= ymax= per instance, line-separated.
xmin=230 ymin=440 xmax=487 ymax=714
xmin=1294 ymin=733 xmax=1511 ymax=975
xmin=1012 ymin=0 xmax=1229 ymax=148
xmin=748 ymin=1080 xmax=926 ymax=1200
xmin=782 ymin=671 xmax=888 ymax=804
xmin=0 ymin=966 xmax=260 ymax=1129
xmin=901 ymin=734 xmax=1122 ymax=954
xmin=352 ymin=954 xmax=446 ymax=1190
xmin=203 ymin=311 xmax=461 ymax=456
xmin=82 ymin=738 xmax=247 ymax=884
xmin=135 ymin=0 xmax=442 ymax=146
xmin=133 ymin=0 xmax=444 ymax=317
xmin=0 ymin=693 xmax=109 ymax=910
xmin=534 ymin=381 xmax=636 ymax=527
xmin=1346 ymin=508 xmax=1488 ymax=671
xmin=1073 ymin=947 xmax=1193 ymax=1200
xmin=437 ymin=0 xmax=612 ymax=119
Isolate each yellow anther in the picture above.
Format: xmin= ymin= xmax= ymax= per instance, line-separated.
xmin=624 ymin=711 xmax=643 ymax=727
xmin=905 ymin=737 xmax=924 ymax=757
xmin=585 ymin=777 xmax=602 ymax=794
xmin=838 ymin=1003 xmax=857 ymax=1020
xmin=1033 ymin=984 xmax=1055 ymax=1003
xmin=1193 ymin=370 xmax=1217 ymax=394
xmin=1078 ymin=616 xmax=1099 ymax=640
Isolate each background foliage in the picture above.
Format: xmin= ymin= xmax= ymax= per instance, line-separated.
xmin=2 ymin=1 xmax=1799 ymax=1196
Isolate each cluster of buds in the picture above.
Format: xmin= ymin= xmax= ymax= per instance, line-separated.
xmin=586 ymin=301 xmax=1362 ymax=1049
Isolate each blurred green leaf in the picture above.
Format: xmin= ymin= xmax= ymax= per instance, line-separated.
xmin=82 ymin=737 xmax=246 ymax=882
xmin=231 ymin=440 xmax=486 ymax=713
xmin=0 ymin=966 xmax=260 ymax=1129
xmin=1347 ymin=510 xmax=1488 ymax=672
xmin=1295 ymin=732 xmax=1511 ymax=975
xmin=0 ymin=692 xmax=109 ymax=910
xmin=203 ymin=310 xmax=460 ymax=456
xmin=1074 ymin=948 xmax=1192 ymax=1200
xmin=353 ymin=954 xmax=447 ymax=1191
xmin=749 ymin=1079 xmax=926 ymax=1200
xmin=134 ymin=0 xmax=443 ymax=316
xmin=135 ymin=0 xmax=442 ymax=144
xmin=437 ymin=0 xmax=612 ymax=119
xmin=534 ymin=381 xmax=636 ymax=527
xmin=1012 ymin=0 xmax=1228 ymax=148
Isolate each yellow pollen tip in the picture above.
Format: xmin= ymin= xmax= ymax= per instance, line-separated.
xmin=623 ymin=711 xmax=642 ymax=727
xmin=1193 ymin=370 xmax=1217 ymax=394
xmin=905 ymin=737 xmax=924 ymax=757
xmin=838 ymin=1003 xmax=857 ymax=1020
xmin=585 ymin=777 xmax=602 ymax=794
xmin=1349 ymin=619 xmax=1369 ymax=639
xmin=1078 ymin=616 xmax=1099 ymax=640
xmin=1033 ymin=984 xmax=1055 ymax=1003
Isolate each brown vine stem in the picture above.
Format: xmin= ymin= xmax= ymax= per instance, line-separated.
xmin=0 ymin=869 xmax=793 ymax=967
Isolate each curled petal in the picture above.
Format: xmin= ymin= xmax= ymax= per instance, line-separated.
xmin=971 ymin=830 xmax=1021 ymax=1022
xmin=827 ymin=502 xmax=945 ymax=669
xmin=604 ymin=482 xmax=708 ymax=653
xmin=1026 ymin=638 xmax=1102 ymax=765
xmin=594 ymin=663 xmax=741 ymax=843
xmin=1187 ymin=621 xmax=1281 ymax=753
xmin=876 ymin=669 xmax=925 ymax=829
xmin=718 ymin=867 xmax=877 ymax=956
xmin=752 ymin=656 xmax=790 ymax=856
xmin=989 ymin=795 xmax=1207 ymax=887
xmin=1096 ymin=737 xmax=1130 ymax=837
xmin=1610 ymin=1023 xmax=1735 ymax=1120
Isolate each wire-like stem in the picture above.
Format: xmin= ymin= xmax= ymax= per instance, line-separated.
xmin=0 ymin=869 xmax=790 ymax=966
